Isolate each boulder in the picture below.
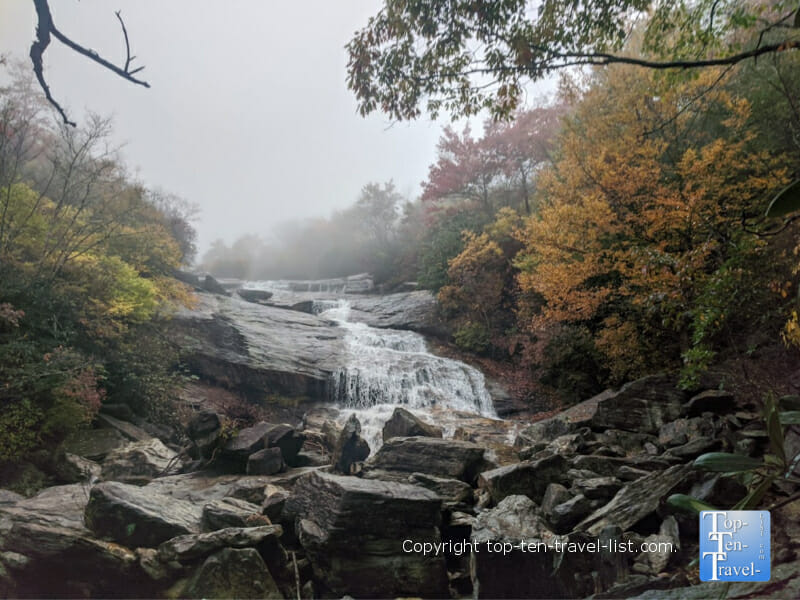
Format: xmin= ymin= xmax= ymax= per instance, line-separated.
xmin=0 ymin=484 xmax=146 ymax=597
xmin=540 ymin=483 xmax=572 ymax=524
xmin=470 ymin=495 xmax=612 ymax=598
xmin=658 ymin=417 xmax=713 ymax=447
xmin=688 ymin=474 xmax=747 ymax=507
xmin=572 ymin=477 xmax=623 ymax=501
xmin=590 ymin=375 xmax=685 ymax=434
xmin=246 ymin=447 xmax=286 ymax=476
xmin=515 ymin=417 xmax=573 ymax=448
xmin=183 ymin=547 xmax=283 ymax=599
xmin=101 ymin=438 xmax=182 ymax=484
xmin=331 ymin=414 xmax=370 ymax=474
xmin=478 ymin=454 xmax=568 ymax=504
xmin=157 ymin=525 xmax=283 ymax=563
xmin=61 ymin=427 xmax=128 ymax=461
xmin=51 ymin=452 xmax=102 ymax=484
xmin=202 ymin=275 xmax=230 ymax=296
xmin=382 ymin=407 xmax=443 ymax=441
xmin=683 ymin=389 xmax=735 ymax=416
xmin=365 ymin=436 xmax=489 ymax=483
xmin=202 ymin=497 xmax=266 ymax=531
xmin=549 ymin=494 xmax=593 ymax=533
xmin=85 ymin=481 xmax=202 ymax=547
xmin=576 ymin=464 xmax=691 ymax=536
xmin=261 ymin=485 xmax=291 ymax=523
xmin=263 ymin=424 xmax=305 ymax=466
xmin=171 ymin=293 xmax=344 ymax=399
xmin=187 ymin=410 xmax=222 ymax=457
xmin=408 ymin=473 xmax=474 ymax=509
xmin=284 ymin=470 xmax=447 ymax=598
xmin=236 ymin=288 xmax=274 ymax=304
xmin=222 ymin=421 xmax=273 ymax=464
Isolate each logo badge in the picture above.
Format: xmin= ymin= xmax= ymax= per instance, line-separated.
xmin=699 ymin=510 xmax=770 ymax=582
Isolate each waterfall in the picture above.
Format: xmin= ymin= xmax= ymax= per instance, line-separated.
xmin=240 ymin=281 xmax=498 ymax=451
xmin=317 ymin=300 xmax=496 ymax=449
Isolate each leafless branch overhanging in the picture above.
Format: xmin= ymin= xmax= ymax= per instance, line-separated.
xmin=29 ymin=0 xmax=150 ymax=127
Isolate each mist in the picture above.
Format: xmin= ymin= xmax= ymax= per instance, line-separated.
xmin=0 ymin=1 xmax=454 ymax=256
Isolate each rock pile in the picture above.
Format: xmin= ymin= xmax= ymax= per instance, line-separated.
xmin=1 ymin=374 xmax=799 ymax=598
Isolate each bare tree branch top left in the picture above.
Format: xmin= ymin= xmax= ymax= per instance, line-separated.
xmin=29 ymin=0 xmax=150 ymax=127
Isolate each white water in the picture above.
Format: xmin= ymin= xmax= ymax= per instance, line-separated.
xmin=315 ymin=300 xmax=496 ymax=450
xmin=241 ymin=281 xmax=498 ymax=451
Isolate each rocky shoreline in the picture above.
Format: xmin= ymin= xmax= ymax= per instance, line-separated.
xmin=1 ymin=370 xmax=798 ymax=598
xmin=1 ymin=284 xmax=798 ymax=598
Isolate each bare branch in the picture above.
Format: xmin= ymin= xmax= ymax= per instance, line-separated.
xmin=29 ymin=0 xmax=150 ymax=127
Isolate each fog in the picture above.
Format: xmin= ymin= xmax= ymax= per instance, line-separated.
xmin=0 ymin=1 xmax=456 ymax=257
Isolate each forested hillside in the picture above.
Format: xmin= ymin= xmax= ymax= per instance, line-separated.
xmin=0 ymin=71 xmax=195 ymax=491
xmin=205 ymin=44 xmax=800 ymax=405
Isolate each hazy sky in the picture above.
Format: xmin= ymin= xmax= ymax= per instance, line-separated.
xmin=0 ymin=1 xmax=481 ymax=257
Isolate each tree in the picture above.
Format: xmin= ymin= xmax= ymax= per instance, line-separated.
xmin=515 ymin=64 xmax=793 ymax=385
xmin=347 ymin=0 xmax=800 ymax=121
xmin=29 ymin=0 xmax=149 ymax=126
xmin=422 ymin=125 xmax=503 ymax=212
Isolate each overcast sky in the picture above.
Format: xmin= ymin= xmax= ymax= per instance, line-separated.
xmin=0 ymin=1 xmax=477 ymax=257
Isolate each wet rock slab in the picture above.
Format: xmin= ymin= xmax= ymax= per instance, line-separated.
xmin=172 ymin=292 xmax=344 ymax=397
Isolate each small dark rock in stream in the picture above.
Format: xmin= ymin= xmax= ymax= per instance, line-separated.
xmin=332 ymin=413 xmax=370 ymax=474
xmin=235 ymin=288 xmax=274 ymax=304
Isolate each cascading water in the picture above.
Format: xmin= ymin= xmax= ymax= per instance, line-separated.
xmin=241 ymin=280 xmax=500 ymax=451
xmin=315 ymin=300 xmax=496 ymax=450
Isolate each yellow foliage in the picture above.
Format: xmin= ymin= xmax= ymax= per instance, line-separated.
xmin=515 ymin=64 xmax=792 ymax=378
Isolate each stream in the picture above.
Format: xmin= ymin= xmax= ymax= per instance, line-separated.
xmin=246 ymin=281 xmax=499 ymax=451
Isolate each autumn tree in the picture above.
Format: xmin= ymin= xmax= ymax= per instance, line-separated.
xmin=347 ymin=0 xmax=800 ymax=121
xmin=515 ymin=64 xmax=794 ymax=386
xmin=0 ymin=79 xmax=193 ymax=478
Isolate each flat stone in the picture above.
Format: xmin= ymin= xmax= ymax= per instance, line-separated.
xmin=408 ymin=472 xmax=473 ymax=507
xmin=158 ymin=525 xmax=283 ymax=563
xmin=61 ymin=428 xmax=128 ymax=461
xmin=202 ymin=497 xmax=266 ymax=531
xmin=572 ymin=477 xmax=623 ymax=501
xmin=95 ymin=413 xmax=153 ymax=442
xmin=101 ymin=438 xmax=181 ymax=484
xmin=365 ymin=436 xmax=489 ymax=483
xmin=85 ymin=481 xmax=202 ymax=548
xmin=663 ymin=437 xmax=721 ymax=460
